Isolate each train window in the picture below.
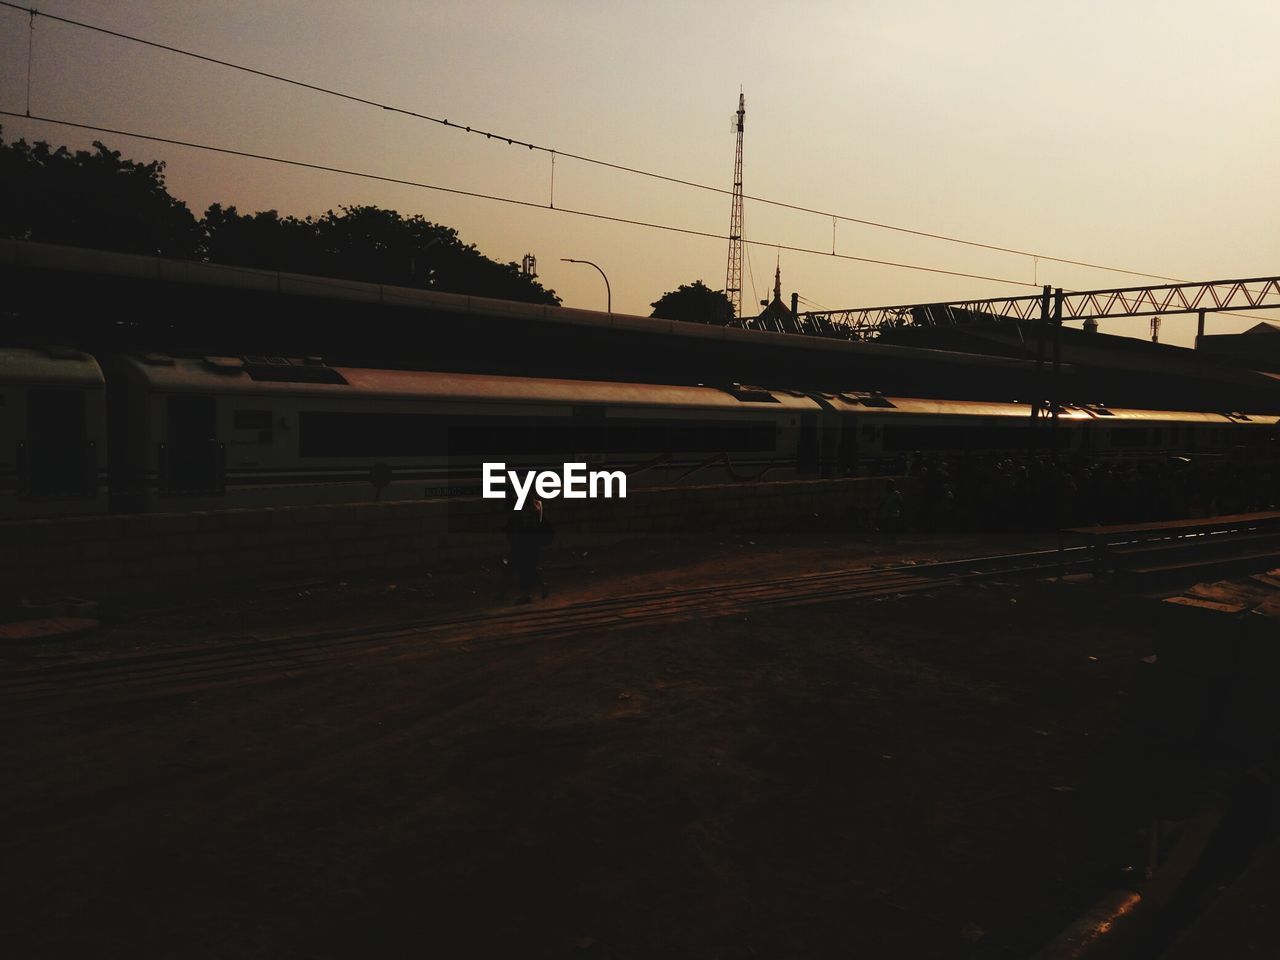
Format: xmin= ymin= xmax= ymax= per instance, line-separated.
xmin=301 ymin=412 xmax=440 ymax=457
xmin=1107 ymin=428 xmax=1148 ymax=448
xmin=233 ymin=410 xmax=273 ymax=430
xmin=27 ymin=389 xmax=85 ymax=436
xmin=299 ymin=412 xmax=777 ymax=458
xmin=467 ymin=419 xmax=776 ymax=456
xmin=880 ymin=424 xmax=1068 ymax=451
xmin=23 ymin=389 xmax=90 ymax=497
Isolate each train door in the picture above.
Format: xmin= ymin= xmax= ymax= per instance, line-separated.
xmin=797 ymin=414 xmax=819 ymax=475
xmin=811 ymin=399 xmax=842 ymax=477
xmin=837 ymin=414 xmax=859 ymax=475
xmin=1184 ymin=424 xmax=1200 ymax=455
xmin=22 ymin=388 xmax=93 ymax=498
xmin=1078 ymin=421 xmax=1097 ymax=458
xmin=163 ymin=395 xmax=224 ymax=495
xmin=106 ymin=367 xmax=148 ymax=512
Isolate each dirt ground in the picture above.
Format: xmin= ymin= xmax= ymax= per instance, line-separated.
xmin=2 ymin=530 xmax=1065 ymax=662
xmin=1 ymin=533 xmax=1229 ymax=959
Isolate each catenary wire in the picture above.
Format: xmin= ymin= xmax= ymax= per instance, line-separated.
xmin=0 ymin=109 xmax=1050 ymax=290
xmin=9 ymin=1 xmax=1278 ymax=323
xmin=0 ymin=0 xmax=1228 ymax=289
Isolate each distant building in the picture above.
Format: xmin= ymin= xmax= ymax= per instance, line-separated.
xmin=754 ymin=262 xmax=796 ymax=332
xmin=1197 ymin=320 xmax=1280 ymax=373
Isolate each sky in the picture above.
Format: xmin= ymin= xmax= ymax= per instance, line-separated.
xmin=1 ymin=0 xmax=1277 ymax=347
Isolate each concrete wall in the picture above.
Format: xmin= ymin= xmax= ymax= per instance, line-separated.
xmin=0 ymin=477 xmax=904 ymax=604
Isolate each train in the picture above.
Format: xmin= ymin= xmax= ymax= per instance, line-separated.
xmin=2 ymin=345 xmax=1277 ymax=519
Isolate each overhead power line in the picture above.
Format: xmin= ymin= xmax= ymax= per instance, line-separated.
xmin=0 ymin=110 xmax=1045 ymax=289
xmin=0 ymin=0 xmax=1213 ymax=286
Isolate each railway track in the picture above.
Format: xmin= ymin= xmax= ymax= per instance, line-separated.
xmin=1 ymin=547 xmax=1091 ymax=714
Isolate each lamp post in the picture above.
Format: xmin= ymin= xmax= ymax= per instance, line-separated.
xmin=560 ymin=258 xmax=611 ymax=315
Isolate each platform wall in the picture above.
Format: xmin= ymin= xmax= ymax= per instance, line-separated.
xmin=0 ymin=477 xmax=904 ymax=604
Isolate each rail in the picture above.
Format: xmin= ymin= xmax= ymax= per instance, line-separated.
xmin=1 ymin=547 xmax=1089 ymax=715
xmin=1061 ymin=511 xmax=1280 ymax=578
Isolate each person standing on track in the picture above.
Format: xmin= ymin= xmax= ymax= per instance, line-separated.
xmin=876 ymin=479 xmax=904 ymax=545
xmin=506 ymin=497 xmax=553 ymax=604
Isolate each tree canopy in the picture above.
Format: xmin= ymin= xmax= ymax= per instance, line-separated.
xmin=0 ymin=129 xmax=559 ymax=305
xmin=0 ymin=132 xmax=202 ymax=259
xmin=202 ymin=203 xmax=559 ymax=303
xmin=649 ymin=280 xmax=734 ymax=324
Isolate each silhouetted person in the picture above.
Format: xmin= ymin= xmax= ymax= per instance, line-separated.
xmin=876 ymin=480 xmax=904 ymax=544
xmin=506 ymin=498 xmax=553 ymax=604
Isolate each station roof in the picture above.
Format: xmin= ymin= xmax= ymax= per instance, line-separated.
xmin=0 ymin=239 xmax=1068 ymax=405
xmin=877 ymin=320 xmax=1280 ymax=412
xmin=10 ymin=239 xmax=1280 ymax=411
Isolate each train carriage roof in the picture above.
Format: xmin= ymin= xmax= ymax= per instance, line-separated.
xmin=823 ymin=394 xmax=1095 ymax=421
xmin=109 ymin=355 xmax=820 ymax=412
xmin=824 ymin=393 xmax=1279 ymax=425
xmin=0 ymin=346 xmax=104 ymax=388
xmin=1087 ymin=407 xmax=1280 ymax=424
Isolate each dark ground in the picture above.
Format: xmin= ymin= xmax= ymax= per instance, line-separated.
xmin=0 ymin=533 xmax=1243 ymax=959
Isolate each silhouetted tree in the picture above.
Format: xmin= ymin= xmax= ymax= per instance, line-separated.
xmin=650 ymin=280 xmax=734 ymax=324
xmin=0 ymin=128 xmax=202 ymax=258
xmin=1 ymin=129 xmax=559 ymax=304
xmin=201 ymin=204 xmax=322 ymax=275
xmin=201 ymin=203 xmax=558 ymax=304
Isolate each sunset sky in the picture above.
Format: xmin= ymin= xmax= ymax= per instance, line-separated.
xmin=2 ymin=0 xmax=1277 ymax=347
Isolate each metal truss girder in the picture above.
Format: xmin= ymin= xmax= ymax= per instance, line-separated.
xmin=799 ymin=277 xmax=1280 ymax=341
xmin=1063 ymin=278 xmax=1280 ymax=319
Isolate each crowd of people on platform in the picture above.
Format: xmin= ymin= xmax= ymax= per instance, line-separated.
xmin=876 ymin=453 xmax=1279 ymax=533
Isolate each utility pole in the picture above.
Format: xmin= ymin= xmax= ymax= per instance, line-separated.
xmin=1050 ymin=288 xmax=1064 ymax=462
xmin=1027 ymin=285 xmax=1052 ymax=464
xmin=560 ymin=258 xmax=610 ymax=315
xmin=724 ymin=91 xmax=745 ymax=324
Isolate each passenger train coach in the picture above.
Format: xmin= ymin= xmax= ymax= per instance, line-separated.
xmin=1 ymin=346 xmax=1277 ymax=519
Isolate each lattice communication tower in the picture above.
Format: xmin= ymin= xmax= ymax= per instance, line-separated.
xmin=724 ymin=92 xmax=745 ymax=323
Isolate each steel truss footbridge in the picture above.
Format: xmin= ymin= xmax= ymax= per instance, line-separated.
xmin=757 ymin=277 xmax=1280 ymax=340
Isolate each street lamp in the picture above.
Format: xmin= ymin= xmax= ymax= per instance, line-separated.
xmin=560 ymin=258 xmax=611 ymax=315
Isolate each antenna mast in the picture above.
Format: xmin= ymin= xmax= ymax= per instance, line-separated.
xmin=724 ymin=91 xmax=745 ymax=323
